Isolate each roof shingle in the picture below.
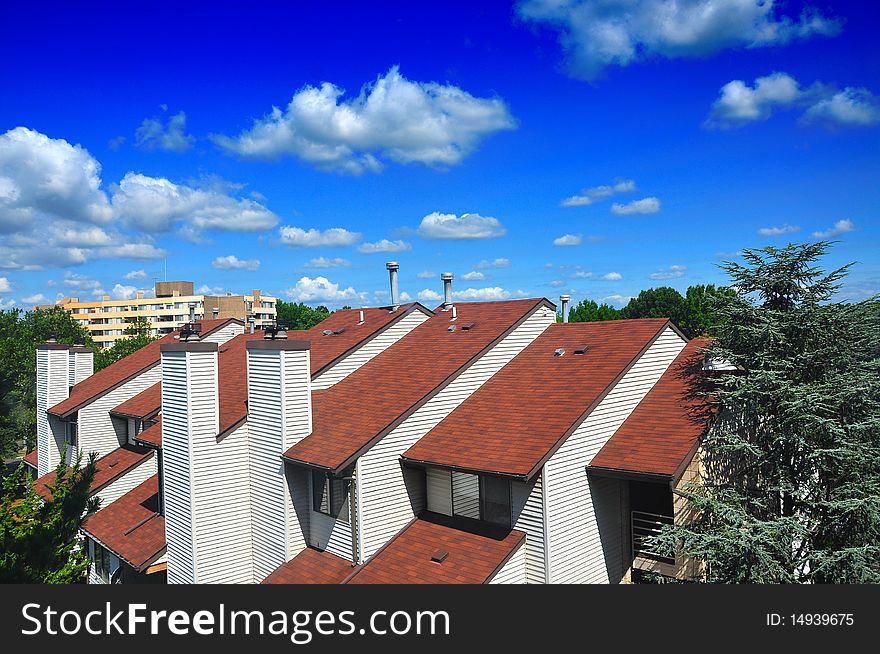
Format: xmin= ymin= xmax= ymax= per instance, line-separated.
xmin=33 ymin=443 xmax=154 ymax=501
xmin=261 ymin=547 xmax=355 ymax=584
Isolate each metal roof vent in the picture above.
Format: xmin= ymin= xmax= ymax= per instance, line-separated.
xmin=560 ymin=294 xmax=570 ymax=323
xmin=263 ymin=324 xmax=288 ymax=340
xmin=441 ymin=272 xmax=453 ymax=310
xmin=460 ymin=322 xmax=476 ymax=331
xmin=450 ymin=306 xmax=457 ymax=321
xmin=573 ymin=345 xmax=588 ymax=355
xmin=386 ymin=261 xmax=400 ymax=311
xmin=333 ymin=327 xmax=347 ymax=335
xmin=554 ymin=348 xmax=565 ymax=357
xmin=322 ymin=329 xmax=332 ymax=336
xmin=447 ymin=325 xmax=456 ymax=332
xmin=358 ymin=309 xmax=364 ymax=324
xmin=431 ymin=549 xmax=449 ymax=563
xmin=179 ymin=323 xmax=201 ymax=342
xmin=212 ymin=307 xmax=220 ymax=319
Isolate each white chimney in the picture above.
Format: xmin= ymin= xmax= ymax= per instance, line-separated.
xmin=560 ymin=294 xmax=571 ymax=323
xmin=68 ymin=346 xmax=94 ymax=387
xmin=441 ymin=272 xmax=453 ymax=309
xmin=36 ymin=343 xmax=70 ymax=477
xmin=160 ymin=341 xmax=220 ymax=584
xmin=247 ymin=338 xmax=313 ymax=581
xmin=386 ymin=261 xmax=400 ymax=311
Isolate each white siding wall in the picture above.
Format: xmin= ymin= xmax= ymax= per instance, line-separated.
xmin=451 ymin=471 xmax=480 ymax=519
xmin=512 ymin=474 xmax=547 ymax=584
xmin=309 ymin=484 xmax=354 ymax=561
xmin=77 ymin=365 xmax=161 ymax=461
xmin=312 ymin=310 xmax=431 ymax=390
xmin=69 ymin=350 xmax=94 ymax=386
xmin=37 ymin=349 xmax=69 ymax=477
xmin=544 ymin=326 xmax=686 ymax=583
xmin=248 ymin=346 xmax=312 ymax=582
xmin=489 ymin=542 xmax=526 ymax=584
xmin=426 ymin=467 xmax=452 ymax=515
xmin=358 ymin=304 xmax=556 ymax=559
xmin=202 ymin=322 xmax=244 ymax=345
xmin=93 ymin=454 xmax=158 ymax=510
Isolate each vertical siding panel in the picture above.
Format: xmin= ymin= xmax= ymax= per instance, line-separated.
xmin=36 ymin=349 xmax=69 ymax=477
xmin=488 ymin=542 xmax=526 ymax=584
xmin=426 ymin=468 xmax=452 ymax=515
xmin=512 ymin=475 xmax=546 ymax=584
xmin=544 ymin=327 xmax=686 ymax=584
xmin=358 ymin=305 xmax=555 ymax=559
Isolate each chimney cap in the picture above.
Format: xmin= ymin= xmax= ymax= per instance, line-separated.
xmin=559 ymin=294 xmax=571 ymax=302
xmin=385 ymin=261 xmax=399 ymax=271
xmin=440 ymin=272 xmax=454 ymax=280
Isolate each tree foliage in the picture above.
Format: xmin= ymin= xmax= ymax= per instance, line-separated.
xmin=276 ymin=300 xmax=332 ymax=330
xmin=566 ymin=299 xmax=622 ymax=323
xmin=93 ymin=318 xmax=157 ymax=371
xmin=0 ymin=307 xmax=94 ymax=458
xmin=0 ymin=452 xmax=98 ymax=583
xmin=652 ymin=242 xmax=880 ymax=583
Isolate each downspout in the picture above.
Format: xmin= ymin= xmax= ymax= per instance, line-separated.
xmin=541 ymin=464 xmax=552 ymax=584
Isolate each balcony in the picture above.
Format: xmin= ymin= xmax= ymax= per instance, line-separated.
xmin=631 ymin=510 xmax=676 ymax=576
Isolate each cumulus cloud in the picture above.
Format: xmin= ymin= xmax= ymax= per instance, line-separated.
xmin=124 ymin=269 xmax=147 ymax=280
xmin=110 ymin=283 xmax=143 ymax=300
xmin=553 ymin=234 xmax=582 ymax=246
xmin=212 ymin=66 xmax=515 ymax=174
xmin=461 ymin=271 xmax=487 ymax=281
xmin=22 ymin=293 xmax=46 ymax=304
xmin=649 ymin=265 xmax=687 ymax=280
xmin=197 ymin=284 xmax=225 ymax=295
xmin=572 ymin=271 xmax=593 ymax=279
xmin=418 ymin=288 xmax=442 ymax=302
xmin=279 ymin=226 xmax=362 ymax=247
xmin=812 ymin=219 xmax=854 ymax=239
xmin=452 ymin=287 xmax=526 ymax=301
xmin=475 ymin=258 xmax=510 ymax=269
xmin=560 ymin=179 xmax=635 ymax=207
xmin=707 ymin=72 xmax=880 ymax=129
xmin=284 ymin=276 xmax=365 ymax=304
xmin=601 ymin=272 xmax=623 ymax=280
xmin=0 ymin=298 xmax=15 ymax=309
xmin=357 ymin=239 xmax=412 ymax=253
xmin=113 ymin=173 xmax=278 ymax=237
xmin=602 ymin=294 xmax=633 ymax=306
xmin=61 ymin=272 xmax=105 ymax=297
xmin=517 ymin=0 xmax=840 ymax=81
xmin=0 ymin=277 xmax=9 ymax=292
xmin=135 ymin=110 xmax=194 ymax=152
xmin=417 ymin=270 xmax=436 ymax=279
xmin=759 ymin=224 xmax=800 ymax=236
xmin=417 ymin=212 xmax=506 ymax=240
xmin=305 ymin=257 xmax=350 ymax=268
xmin=611 ymin=197 xmax=661 ymax=215
xmin=212 ymin=254 xmax=260 ymax=271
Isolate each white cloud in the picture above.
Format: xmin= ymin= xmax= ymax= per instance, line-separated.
xmin=113 ymin=173 xmax=278 ymax=236
xmin=812 ymin=219 xmax=854 ymax=239
xmin=517 ymin=0 xmax=840 ymax=81
xmin=418 ymin=288 xmax=442 ymax=302
xmin=212 ymin=66 xmax=515 ymax=174
xmin=561 ymin=179 xmax=635 ymax=207
xmin=475 ymin=257 xmax=510 ymax=269
xmin=708 ymin=72 xmax=880 ymax=128
xmin=601 ymin=272 xmax=623 ymax=281
xmin=135 ymin=111 xmax=194 ymax=152
xmin=61 ymin=272 xmax=105 ymax=297
xmin=417 ymin=212 xmax=506 ymax=240
xmin=124 ymin=269 xmax=147 ymax=280
xmin=554 ymin=234 xmax=582 ymax=246
xmin=0 ymin=276 xmax=9 ymax=292
xmin=279 ymin=226 xmax=362 ymax=247
xmin=802 ymin=88 xmax=880 ymax=127
xmin=461 ymin=271 xmax=487 ymax=281
xmin=111 ymin=283 xmax=142 ymax=300
xmin=357 ymin=239 xmax=412 ymax=253
xmin=602 ymin=294 xmax=633 ymax=306
xmin=611 ymin=197 xmax=661 ymax=215
xmin=22 ymin=293 xmax=46 ymax=304
xmin=212 ymin=254 xmax=260 ymax=271
xmin=284 ymin=276 xmax=364 ymax=304
xmin=416 ymin=270 xmax=436 ymax=279
xmin=0 ymin=298 xmax=15 ymax=309
xmin=572 ymin=271 xmax=593 ymax=279
xmin=548 ymin=279 xmax=566 ymax=288
xmin=305 ymin=257 xmax=350 ymax=268
xmin=759 ymin=224 xmax=801 ymax=236
xmin=197 ymin=284 xmax=225 ymax=295
xmin=649 ymin=265 xmax=687 ymax=280
xmin=453 ymin=287 xmax=516 ymax=301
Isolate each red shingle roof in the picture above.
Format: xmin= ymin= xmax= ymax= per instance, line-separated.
xmin=81 ymin=475 xmax=165 ymax=571
xmin=589 ymin=338 xmax=709 ymax=479
xmin=284 ymin=299 xmax=552 ymax=473
xmin=345 ymin=512 xmax=526 ymax=584
xmin=111 ymin=382 xmax=161 ymax=419
xmin=135 ymin=418 xmax=162 ymax=447
xmin=22 ymin=450 xmax=38 ymax=470
xmin=403 ymin=319 xmax=673 ymax=479
xmin=261 ymin=547 xmax=355 ymax=584
xmin=48 ymin=319 xmax=239 ymax=418
xmin=33 ymin=444 xmax=154 ymax=501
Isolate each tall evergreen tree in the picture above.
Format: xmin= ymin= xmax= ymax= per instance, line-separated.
xmin=653 ymin=242 xmax=880 ymax=583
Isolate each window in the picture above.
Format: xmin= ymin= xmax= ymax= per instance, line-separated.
xmin=90 ymin=540 xmax=117 ymax=583
xmin=451 ymin=471 xmax=511 ymax=528
xmin=311 ymin=470 xmax=349 ymax=522
xmin=65 ymin=421 xmax=77 ymax=447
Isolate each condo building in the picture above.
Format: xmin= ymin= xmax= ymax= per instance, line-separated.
xmin=39 ymin=281 xmax=276 ymax=349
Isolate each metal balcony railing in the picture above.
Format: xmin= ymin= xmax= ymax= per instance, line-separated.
xmin=631 ymin=510 xmax=675 ymax=565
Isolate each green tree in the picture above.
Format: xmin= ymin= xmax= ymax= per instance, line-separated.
xmin=0 ymin=452 xmax=98 ymax=583
xmin=567 ymin=299 xmax=623 ymax=323
xmin=0 ymin=307 xmax=94 ymax=458
xmin=621 ymin=286 xmax=689 ymax=328
xmin=652 ymin=242 xmax=880 ymax=583
xmin=682 ymin=284 xmax=737 ymax=337
xmin=276 ymin=300 xmax=331 ymax=330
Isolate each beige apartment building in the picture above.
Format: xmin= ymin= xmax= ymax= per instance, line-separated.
xmin=43 ymin=281 xmax=276 ymax=348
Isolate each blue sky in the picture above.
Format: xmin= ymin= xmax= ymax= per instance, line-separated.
xmin=1 ymin=0 xmax=878 ymax=309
